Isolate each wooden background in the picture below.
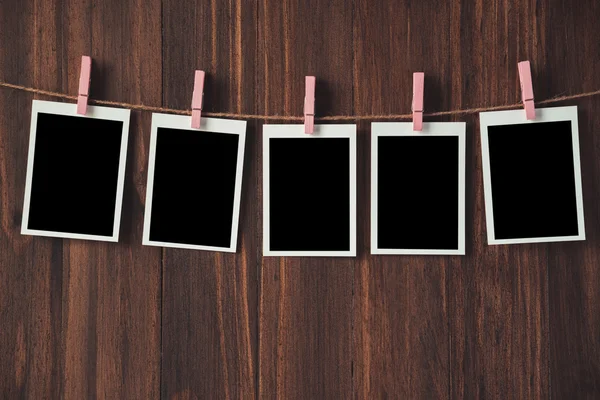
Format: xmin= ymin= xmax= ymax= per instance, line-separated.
xmin=1 ymin=0 xmax=599 ymax=398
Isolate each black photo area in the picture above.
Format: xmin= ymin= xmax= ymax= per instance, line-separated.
xmin=377 ymin=136 xmax=459 ymax=250
xmin=149 ymin=128 xmax=240 ymax=248
xmin=488 ymin=120 xmax=580 ymax=240
xmin=27 ymin=112 xmax=124 ymax=236
xmin=269 ymin=137 xmax=351 ymax=251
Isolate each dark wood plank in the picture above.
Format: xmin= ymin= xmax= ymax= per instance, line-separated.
xmin=160 ymin=0 xmax=258 ymax=398
xmin=352 ymin=2 xmax=453 ymax=398
xmin=257 ymin=1 xmax=354 ymax=398
xmin=0 ymin=0 xmax=162 ymax=398
xmin=449 ymin=1 xmax=550 ymax=398
xmin=0 ymin=1 xmax=61 ymax=398
xmin=1 ymin=1 xmax=600 ymax=398
xmin=55 ymin=4 xmax=96 ymax=398
xmin=546 ymin=0 xmax=600 ymax=398
xmin=64 ymin=0 xmax=163 ymax=398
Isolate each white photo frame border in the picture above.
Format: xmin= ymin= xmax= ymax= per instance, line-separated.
xmin=21 ymin=99 xmax=130 ymax=242
xmin=480 ymin=105 xmax=586 ymax=245
xmin=263 ymin=124 xmax=357 ymax=257
xmin=371 ymin=122 xmax=466 ymax=255
xmin=142 ymin=113 xmax=247 ymax=253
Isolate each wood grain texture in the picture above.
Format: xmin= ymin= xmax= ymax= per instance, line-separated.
xmin=0 ymin=0 xmax=600 ymax=399
xmin=160 ymin=1 xmax=258 ymax=399
xmin=0 ymin=0 xmax=162 ymax=398
xmin=0 ymin=1 xmax=57 ymax=398
xmin=257 ymin=1 xmax=355 ymax=399
xmin=352 ymin=2 xmax=454 ymax=398
xmin=448 ymin=2 xmax=551 ymax=399
xmin=546 ymin=1 xmax=600 ymax=399
xmin=84 ymin=0 xmax=162 ymax=398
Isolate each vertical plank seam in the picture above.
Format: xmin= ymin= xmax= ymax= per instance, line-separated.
xmin=537 ymin=2 xmax=550 ymax=397
xmin=255 ymin=1 xmax=261 ymax=399
xmin=88 ymin=3 xmax=97 ymax=399
xmin=444 ymin=1 xmax=454 ymax=400
xmin=58 ymin=5 xmax=67 ymax=399
xmin=351 ymin=0 xmax=356 ymax=398
xmin=27 ymin=8 xmax=37 ymax=397
xmin=232 ymin=1 xmax=255 ymax=396
xmin=540 ymin=4 xmax=552 ymax=398
xmin=159 ymin=0 xmax=165 ymax=398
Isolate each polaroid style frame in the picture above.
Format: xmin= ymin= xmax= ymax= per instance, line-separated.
xmin=263 ymin=124 xmax=357 ymax=257
xmin=480 ymin=106 xmax=585 ymax=245
xmin=21 ymin=100 xmax=130 ymax=242
xmin=142 ymin=113 xmax=246 ymax=252
xmin=371 ymin=122 xmax=466 ymax=255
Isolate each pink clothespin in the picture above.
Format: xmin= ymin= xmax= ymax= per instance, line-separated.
xmin=77 ymin=56 xmax=92 ymax=115
xmin=412 ymin=72 xmax=424 ymax=131
xmin=304 ymin=76 xmax=316 ymax=134
xmin=518 ymin=61 xmax=535 ymax=120
xmin=191 ymin=70 xmax=205 ymax=129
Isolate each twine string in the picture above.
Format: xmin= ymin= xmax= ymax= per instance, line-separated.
xmin=2 ymin=81 xmax=600 ymax=121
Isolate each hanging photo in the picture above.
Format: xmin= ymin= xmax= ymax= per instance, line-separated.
xmin=480 ymin=106 xmax=585 ymax=245
xmin=263 ymin=124 xmax=357 ymax=257
xmin=142 ymin=114 xmax=246 ymax=252
xmin=21 ymin=100 xmax=130 ymax=242
xmin=371 ymin=122 xmax=466 ymax=255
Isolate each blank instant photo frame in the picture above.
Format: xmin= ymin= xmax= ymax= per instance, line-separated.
xmin=263 ymin=124 xmax=357 ymax=257
xmin=143 ymin=114 xmax=246 ymax=253
xmin=480 ymin=106 xmax=585 ymax=245
xmin=21 ymin=100 xmax=130 ymax=242
xmin=371 ymin=122 xmax=466 ymax=255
